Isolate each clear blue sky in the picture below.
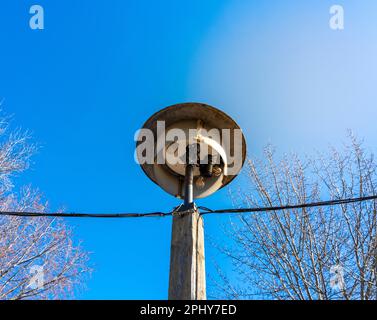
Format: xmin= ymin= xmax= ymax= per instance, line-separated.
xmin=1 ymin=0 xmax=377 ymax=299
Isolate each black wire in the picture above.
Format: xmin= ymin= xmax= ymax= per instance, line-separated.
xmin=0 ymin=195 xmax=376 ymax=218
xmin=198 ymin=195 xmax=377 ymax=215
xmin=0 ymin=211 xmax=172 ymax=218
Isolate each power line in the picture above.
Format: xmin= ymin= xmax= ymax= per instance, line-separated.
xmin=199 ymin=195 xmax=377 ymax=215
xmin=0 ymin=195 xmax=376 ymax=218
xmin=0 ymin=211 xmax=171 ymax=218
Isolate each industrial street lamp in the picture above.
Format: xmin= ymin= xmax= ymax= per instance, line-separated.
xmin=136 ymin=102 xmax=246 ymax=299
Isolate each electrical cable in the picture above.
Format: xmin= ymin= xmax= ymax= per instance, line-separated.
xmin=0 ymin=211 xmax=171 ymax=218
xmin=198 ymin=195 xmax=377 ymax=215
xmin=0 ymin=195 xmax=376 ymax=218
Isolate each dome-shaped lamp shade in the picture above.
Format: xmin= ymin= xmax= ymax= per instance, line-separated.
xmin=135 ymin=102 xmax=247 ymax=199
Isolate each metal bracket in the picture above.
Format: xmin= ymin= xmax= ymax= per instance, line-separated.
xmin=172 ymin=203 xmax=197 ymax=217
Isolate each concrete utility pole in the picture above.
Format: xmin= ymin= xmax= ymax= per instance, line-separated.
xmin=168 ymin=207 xmax=206 ymax=300
xmin=168 ymin=148 xmax=206 ymax=300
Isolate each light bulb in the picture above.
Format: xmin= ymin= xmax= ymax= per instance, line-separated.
xmin=195 ymin=176 xmax=205 ymax=189
xmin=212 ymin=166 xmax=222 ymax=177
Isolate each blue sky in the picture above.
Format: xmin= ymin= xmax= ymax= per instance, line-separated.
xmin=1 ymin=1 xmax=377 ymax=299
